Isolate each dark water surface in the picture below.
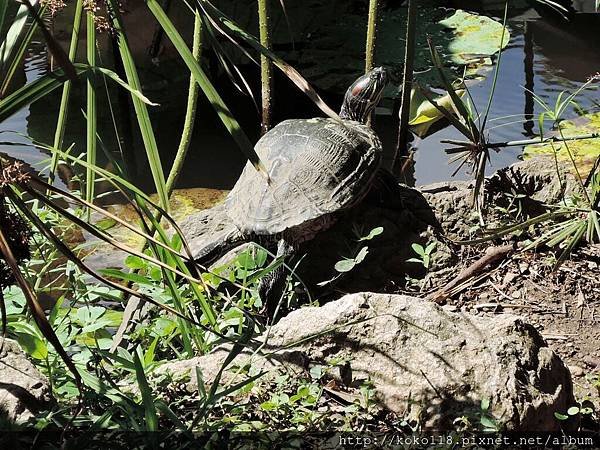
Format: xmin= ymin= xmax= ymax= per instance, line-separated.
xmin=1 ymin=1 xmax=598 ymax=195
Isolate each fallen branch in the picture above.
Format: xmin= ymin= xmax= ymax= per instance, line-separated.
xmin=428 ymin=243 xmax=517 ymax=304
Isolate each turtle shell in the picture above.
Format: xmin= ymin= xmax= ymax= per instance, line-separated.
xmin=226 ymin=117 xmax=382 ymax=235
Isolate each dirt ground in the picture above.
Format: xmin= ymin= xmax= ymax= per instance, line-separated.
xmin=429 ymin=243 xmax=600 ymax=416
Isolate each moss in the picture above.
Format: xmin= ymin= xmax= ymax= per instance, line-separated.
xmin=523 ymin=112 xmax=600 ymax=176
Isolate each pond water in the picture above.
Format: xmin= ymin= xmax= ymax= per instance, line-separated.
xmin=1 ymin=1 xmax=598 ymax=197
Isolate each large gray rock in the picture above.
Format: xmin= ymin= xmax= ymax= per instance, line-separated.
xmin=0 ymin=339 xmax=51 ymax=425
xmin=159 ymin=293 xmax=574 ymax=431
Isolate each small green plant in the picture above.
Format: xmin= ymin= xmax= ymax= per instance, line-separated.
xmin=453 ymin=398 xmax=500 ymax=433
xmin=407 ymin=241 xmax=437 ymax=269
xmin=554 ymin=402 xmax=596 ymax=423
xmin=319 ymin=226 xmax=384 ymax=287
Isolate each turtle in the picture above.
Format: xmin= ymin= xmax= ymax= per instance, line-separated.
xmin=195 ymin=67 xmax=393 ymax=313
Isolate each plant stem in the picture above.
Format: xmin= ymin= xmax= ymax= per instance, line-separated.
xmin=165 ymin=12 xmax=203 ymax=194
xmin=443 ymin=132 xmax=600 ymax=152
xmin=50 ymin=0 xmax=83 ymax=183
xmin=85 ymin=12 xmax=97 ymax=208
xmin=365 ymin=0 xmax=378 ymax=73
xmin=258 ymin=0 xmax=273 ymax=134
xmin=393 ymin=0 xmax=417 ymax=170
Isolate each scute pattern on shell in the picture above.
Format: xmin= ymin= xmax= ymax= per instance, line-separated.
xmin=226 ymin=118 xmax=382 ymax=235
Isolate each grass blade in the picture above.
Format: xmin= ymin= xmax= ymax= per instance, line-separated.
xmin=50 ymin=0 xmax=84 ymax=180
xmin=146 ymin=0 xmax=269 ymax=181
xmin=0 ymin=66 xmax=87 ymax=122
xmin=133 ymin=347 xmax=158 ymax=432
xmin=199 ymin=0 xmax=340 ymax=121
xmin=106 ymin=0 xmax=170 ymax=212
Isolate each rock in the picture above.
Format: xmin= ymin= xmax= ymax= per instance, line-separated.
xmin=160 ymin=293 xmax=574 ymax=431
xmin=567 ymin=365 xmax=584 ymax=378
xmin=0 ymin=339 xmax=52 ymax=425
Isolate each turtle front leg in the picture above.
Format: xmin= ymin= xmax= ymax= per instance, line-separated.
xmin=369 ymin=168 xmax=407 ymax=210
xmin=258 ymin=238 xmax=295 ymax=321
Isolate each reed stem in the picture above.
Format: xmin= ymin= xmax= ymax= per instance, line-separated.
xmin=166 ymin=13 xmax=203 ymax=194
xmin=365 ymin=0 xmax=379 ymax=73
xmin=85 ymin=12 xmax=97 ymax=206
xmin=394 ymin=0 xmax=417 ymax=170
xmin=258 ymin=0 xmax=273 ymax=133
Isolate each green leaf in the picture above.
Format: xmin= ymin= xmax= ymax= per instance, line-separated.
xmin=95 ymin=218 xmax=117 ymax=231
xmin=359 ymin=226 xmax=384 ymax=241
xmin=15 ymin=332 xmax=48 ymax=360
xmin=309 ymin=365 xmax=323 ymax=380
xmin=354 ymin=247 xmax=369 ymax=264
xmin=334 ymin=259 xmax=356 ymax=273
xmin=425 ymin=242 xmax=437 ymax=254
xmin=554 ymin=412 xmax=569 ymax=420
xmin=409 ymin=87 xmax=466 ymax=137
xmin=124 ymin=255 xmax=146 ymax=270
xmin=133 ymin=348 xmax=158 ymax=432
xmin=438 ymin=10 xmax=510 ymax=66
xmin=99 ymin=268 xmax=154 ymax=286
xmin=524 ymin=112 xmax=600 ymax=175
xmin=480 ymin=397 xmax=490 ymax=411
xmin=95 ymin=67 xmax=159 ymax=106
xmin=480 ymin=415 xmax=497 ymax=430
xmin=567 ymin=406 xmax=580 ymax=416
xmin=260 ymin=401 xmax=277 ymax=411
xmin=411 ymin=243 xmax=425 ymax=257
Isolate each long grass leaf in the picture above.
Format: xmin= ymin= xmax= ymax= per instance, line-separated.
xmin=480 ymin=2 xmax=508 ymax=131
xmin=0 ymin=4 xmax=29 ymax=73
xmin=50 ymin=0 xmax=84 ymax=180
xmin=86 ymin=12 xmax=97 ymax=205
xmin=133 ymin=348 xmax=158 ymax=432
xmin=106 ymin=0 xmax=169 ymax=212
xmin=0 ymin=3 xmax=40 ymax=97
xmin=0 ymin=67 xmax=87 ymax=122
xmin=427 ymin=37 xmax=479 ymax=141
xmin=0 ymin=0 xmax=7 ymax=34
xmin=146 ymin=0 xmax=269 ymax=180
xmin=198 ymin=0 xmax=340 ymax=121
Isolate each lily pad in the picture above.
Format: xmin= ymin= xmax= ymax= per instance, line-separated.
xmin=523 ymin=112 xmax=600 ymax=176
xmin=438 ymin=10 xmax=510 ymax=66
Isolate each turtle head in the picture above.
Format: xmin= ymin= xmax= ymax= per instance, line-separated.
xmin=339 ymin=67 xmax=388 ymax=124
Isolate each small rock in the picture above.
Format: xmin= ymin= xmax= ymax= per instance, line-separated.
xmin=568 ymin=365 xmax=584 ymax=377
xmin=502 ymin=272 xmax=518 ymax=287
xmin=583 ymin=356 xmax=600 ymax=369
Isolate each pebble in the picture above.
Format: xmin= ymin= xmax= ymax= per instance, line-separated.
xmin=568 ymin=365 xmax=584 ymax=377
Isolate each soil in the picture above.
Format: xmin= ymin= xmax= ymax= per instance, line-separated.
xmin=425 ymin=243 xmax=600 ymax=413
